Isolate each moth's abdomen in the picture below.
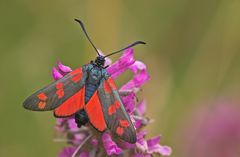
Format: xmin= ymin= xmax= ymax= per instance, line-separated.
xmin=85 ymin=83 xmax=98 ymax=103
xmin=74 ymin=64 xmax=103 ymax=128
xmin=75 ymin=109 xmax=88 ymax=128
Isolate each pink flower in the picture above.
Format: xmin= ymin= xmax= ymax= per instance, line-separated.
xmin=180 ymin=99 xmax=240 ymax=157
xmin=147 ymin=136 xmax=172 ymax=156
xmin=102 ymin=132 xmax=123 ymax=156
xmin=59 ymin=147 xmax=75 ymax=157
xmin=53 ymin=48 xmax=171 ymax=156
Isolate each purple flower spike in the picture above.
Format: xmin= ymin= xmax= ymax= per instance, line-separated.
xmin=52 ymin=67 xmax=63 ymax=81
xmin=54 ymin=49 xmax=171 ymax=157
xmin=121 ymin=92 xmax=136 ymax=113
xmin=102 ymin=132 xmax=123 ymax=156
xmin=58 ymin=61 xmax=72 ymax=73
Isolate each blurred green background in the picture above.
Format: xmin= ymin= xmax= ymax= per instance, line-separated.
xmin=1 ymin=0 xmax=240 ymax=156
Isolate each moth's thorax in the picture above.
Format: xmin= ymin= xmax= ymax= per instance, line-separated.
xmin=84 ymin=63 xmax=107 ymax=104
xmin=85 ymin=63 xmax=107 ymax=86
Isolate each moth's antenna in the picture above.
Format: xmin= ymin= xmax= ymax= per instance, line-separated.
xmin=74 ymin=19 xmax=100 ymax=56
xmin=104 ymin=41 xmax=146 ymax=58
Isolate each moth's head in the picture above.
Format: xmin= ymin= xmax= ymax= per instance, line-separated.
xmin=95 ymin=55 xmax=105 ymax=67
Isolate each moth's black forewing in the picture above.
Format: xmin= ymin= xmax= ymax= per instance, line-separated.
xmin=23 ymin=67 xmax=87 ymax=111
xmin=97 ymin=74 xmax=137 ymax=143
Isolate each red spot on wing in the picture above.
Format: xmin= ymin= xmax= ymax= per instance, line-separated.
xmin=56 ymin=82 xmax=64 ymax=89
xmin=37 ymin=93 xmax=47 ymax=109
xmin=116 ymin=126 xmax=124 ymax=136
xmin=71 ymin=74 xmax=82 ymax=83
xmin=55 ymin=82 xmax=64 ymax=98
xmin=38 ymin=102 xmax=46 ymax=109
xmin=37 ymin=93 xmax=47 ymax=101
xmin=85 ymin=91 xmax=107 ymax=131
xmin=70 ymin=68 xmax=83 ymax=83
xmin=54 ymin=87 xmax=85 ymax=117
xmin=107 ymin=100 xmax=121 ymax=116
xmin=56 ymin=89 xmax=64 ymax=98
xmin=108 ymin=105 xmax=116 ymax=116
xmin=120 ymin=120 xmax=130 ymax=128
xmin=114 ymin=101 xmax=121 ymax=109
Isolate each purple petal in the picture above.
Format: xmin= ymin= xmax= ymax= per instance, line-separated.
xmin=58 ymin=61 xmax=72 ymax=73
xmin=121 ymin=69 xmax=150 ymax=90
xmin=90 ymin=138 xmax=98 ymax=146
xmin=159 ymin=146 xmax=172 ymax=156
xmin=59 ymin=147 xmax=75 ymax=157
xmin=137 ymin=101 xmax=146 ymax=116
xmin=136 ymin=131 xmax=148 ymax=151
xmin=120 ymin=140 xmax=136 ymax=149
xmin=147 ymin=136 xmax=161 ymax=147
xmin=79 ymin=151 xmax=89 ymax=157
xmin=134 ymin=119 xmax=143 ymax=129
xmin=121 ymin=92 xmax=136 ymax=113
xmin=136 ymin=140 xmax=148 ymax=152
xmin=67 ymin=118 xmax=79 ymax=132
xmin=72 ymin=134 xmax=86 ymax=145
xmin=147 ymin=136 xmax=172 ymax=156
xmin=129 ymin=61 xmax=147 ymax=74
xmin=52 ymin=67 xmax=63 ymax=80
xmin=102 ymin=132 xmax=122 ymax=156
xmin=137 ymin=131 xmax=148 ymax=139
xmin=147 ymin=144 xmax=172 ymax=156
xmin=107 ymin=48 xmax=135 ymax=79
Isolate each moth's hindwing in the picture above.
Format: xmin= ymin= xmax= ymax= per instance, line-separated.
xmin=23 ymin=67 xmax=87 ymax=117
xmin=84 ymin=89 xmax=107 ymax=132
xmin=88 ymin=74 xmax=137 ymax=143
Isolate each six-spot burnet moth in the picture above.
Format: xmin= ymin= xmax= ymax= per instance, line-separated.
xmin=23 ymin=19 xmax=146 ymax=144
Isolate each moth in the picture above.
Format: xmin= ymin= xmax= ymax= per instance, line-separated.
xmin=23 ymin=19 xmax=145 ymax=144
